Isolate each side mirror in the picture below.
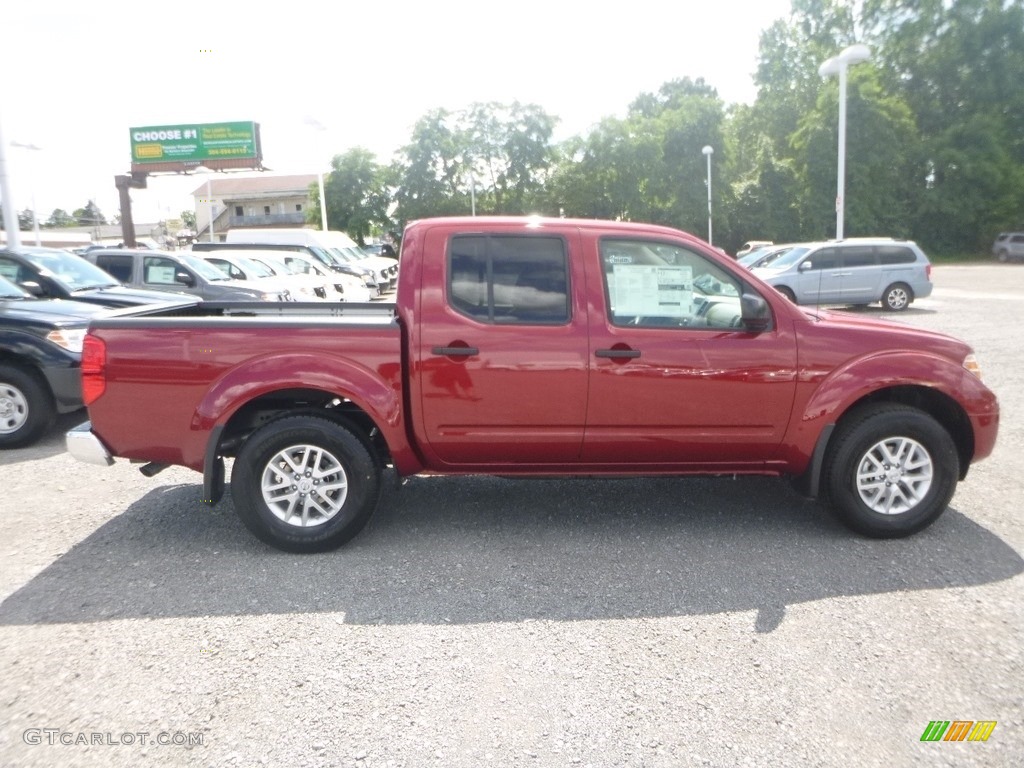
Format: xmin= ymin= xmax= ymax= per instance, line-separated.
xmin=740 ymin=293 xmax=772 ymax=333
xmin=19 ymin=280 xmax=45 ymax=297
xmin=798 ymin=260 xmax=812 ymax=272
xmin=174 ymin=271 xmax=196 ymax=287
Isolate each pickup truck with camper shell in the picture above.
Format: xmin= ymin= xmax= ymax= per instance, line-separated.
xmin=66 ymin=216 xmax=999 ymax=552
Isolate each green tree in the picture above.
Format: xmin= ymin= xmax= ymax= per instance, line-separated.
xmin=18 ymin=209 xmax=35 ymax=231
xmin=73 ymin=200 xmax=106 ymax=226
xmin=863 ymin=0 xmax=1024 ymax=249
xmin=390 ymin=108 xmax=467 ymax=227
xmin=550 ymin=78 xmax=728 ymax=239
xmin=180 ymin=210 xmax=197 ymax=231
xmin=793 ymin=67 xmax=921 ymax=239
xmin=390 ymin=102 xmax=561 ymax=227
xmin=309 ymin=148 xmax=391 ymax=243
xmin=45 ymin=209 xmax=75 ymax=228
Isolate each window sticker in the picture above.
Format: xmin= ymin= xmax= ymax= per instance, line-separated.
xmin=612 ymin=264 xmax=693 ymax=317
xmin=145 ymin=265 xmax=177 ymax=284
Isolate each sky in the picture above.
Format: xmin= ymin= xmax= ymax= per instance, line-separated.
xmin=2 ymin=0 xmax=793 ymax=228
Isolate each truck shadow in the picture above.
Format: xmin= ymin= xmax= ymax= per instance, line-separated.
xmin=0 ymin=474 xmax=1020 ymax=633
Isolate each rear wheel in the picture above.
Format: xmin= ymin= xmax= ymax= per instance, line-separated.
xmin=230 ymin=415 xmax=381 ymax=552
xmin=823 ymin=404 xmax=958 ymax=538
xmin=882 ymin=283 xmax=912 ymax=311
xmin=0 ymin=364 xmax=54 ymax=449
xmin=776 ymin=286 xmax=796 ymax=303
xmin=996 ymin=249 xmax=1009 ymax=263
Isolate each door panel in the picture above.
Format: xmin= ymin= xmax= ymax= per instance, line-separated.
xmin=583 ymin=235 xmax=797 ymax=466
xmin=415 ymin=228 xmax=590 ymax=466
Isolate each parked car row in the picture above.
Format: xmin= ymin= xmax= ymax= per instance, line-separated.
xmin=1 ymin=232 xmax=385 ymax=449
xmin=741 ymin=238 xmax=934 ymax=311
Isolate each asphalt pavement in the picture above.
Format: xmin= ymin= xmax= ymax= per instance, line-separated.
xmin=1 ymin=264 xmax=1021 ymax=767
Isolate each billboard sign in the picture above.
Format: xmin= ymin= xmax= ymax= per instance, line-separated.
xmin=129 ymin=121 xmax=262 ymax=172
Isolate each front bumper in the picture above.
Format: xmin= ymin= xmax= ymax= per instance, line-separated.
xmin=65 ymin=421 xmax=114 ymax=466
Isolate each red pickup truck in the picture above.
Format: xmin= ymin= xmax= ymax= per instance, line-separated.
xmin=66 ymin=216 xmax=999 ymax=552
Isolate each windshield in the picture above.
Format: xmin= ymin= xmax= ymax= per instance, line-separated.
xmin=309 ymin=246 xmax=341 ymax=269
xmin=21 ymin=247 xmax=121 ymax=290
xmin=177 ymin=253 xmax=233 ymax=281
xmin=759 ymin=246 xmax=811 ymax=271
xmin=234 ymin=256 xmax=275 ymax=278
xmin=247 ymin=257 xmax=285 ymax=275
xmin=0 ymin=274 xmax=31 ymax=298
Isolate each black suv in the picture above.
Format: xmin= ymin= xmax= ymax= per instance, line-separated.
xmin=0 ymin=275 xmax=108 ymax=448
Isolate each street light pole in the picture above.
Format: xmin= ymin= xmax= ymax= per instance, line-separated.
xmin=819 ymin=44 xmax=871 ymax=240
xmin=207 ymin=174 xmax=215 ymax=242
xmin=0 ymin=118 xmax=22 ymax=249
xmin=701 ymin=145 xmax=714 ymax=246
xmin=10 ymin=141 xmax=42 ymax=245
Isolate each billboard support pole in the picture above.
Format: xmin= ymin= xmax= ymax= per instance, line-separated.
xmin=115 ymin=172 xmax=148 ymax=248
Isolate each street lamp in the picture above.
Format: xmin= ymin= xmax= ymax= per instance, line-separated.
xmin=701 ymin=145 xmax=714 ymax=246
xmin=193 ymin=166 xmax=217 ymax=242
xmin=10 ymin=141 xmax=43 ymax=245
xmin=819 ymin=44 xmax=871 ymax=240
xmin=302 ymin=116 xmax=330 ymax=231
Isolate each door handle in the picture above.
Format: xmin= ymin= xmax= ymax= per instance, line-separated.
xmin=432 ymin=346 xmax=478 ymax=356
xmin=595 ymin=348 xmax=641 ymax=359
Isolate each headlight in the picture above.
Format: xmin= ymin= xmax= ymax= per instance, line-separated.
xmin=361 ymin=275 xmax=373 ymax=286
xmin=963 ymin=353 xmax=983 ymax=380
xmin=46 ymin=328 xmax=86 ymax=353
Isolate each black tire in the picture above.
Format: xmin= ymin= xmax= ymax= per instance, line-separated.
xmin=996 ymin=249 xmax=1009 ymax=263
xmin=822 ymin=404 xmax=959 ymax=538
xmin=230 ymin=414 xmax=381 ymax=552
xmin=776 ymin=286 xmax=796 ymax=303
xmin=0 ymin=364 xmax=55 ymax=449
xmin=882 ymin=282 xmax=912 ymax=311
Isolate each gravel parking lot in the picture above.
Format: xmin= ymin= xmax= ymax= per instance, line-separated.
xmin=1 ymin=264 xmax=1022 ymax=767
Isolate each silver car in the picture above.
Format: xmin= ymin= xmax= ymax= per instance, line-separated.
xmin=752 ymin=238 xmax=933 ymax=311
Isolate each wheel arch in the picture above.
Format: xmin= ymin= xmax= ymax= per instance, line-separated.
xmin=801 ymin=384 xmax=974 ymax=497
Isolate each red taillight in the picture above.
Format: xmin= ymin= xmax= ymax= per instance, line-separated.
xmin=81 ymin=334 xmax=106 ymax=405
xmin=926 ymin=263 xmax=932 ymax=280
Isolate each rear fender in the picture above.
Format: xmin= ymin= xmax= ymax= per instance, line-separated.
xmin=190 ymin=352 xmax=413 ymax=470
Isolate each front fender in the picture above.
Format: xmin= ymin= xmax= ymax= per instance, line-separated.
xmin=799 ymin=350 xmax=992 ymax=426
xmin=783 ymin=349 xmax=997 ymax=476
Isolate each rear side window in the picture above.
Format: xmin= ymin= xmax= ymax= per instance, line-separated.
xmin=841 ymin=246 xmax=876 ymax=268
xmin=448 ymin=235 xmax=569 ymax=324
xmin=95 ymin=255 xmax=133 ymax=282
xmin=877 ymin=245 xmax=918 ymax=265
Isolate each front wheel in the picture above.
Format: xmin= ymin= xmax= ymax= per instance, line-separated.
xmin=823 ymin=404 xmax=959 ymax=538
xmin=230 ymin=415 xmax=381 ymax=552
xmin=776 ymin=286 xmax=797 ymax=303
xmin=0 ymin=364 xmax=54 ymax=449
